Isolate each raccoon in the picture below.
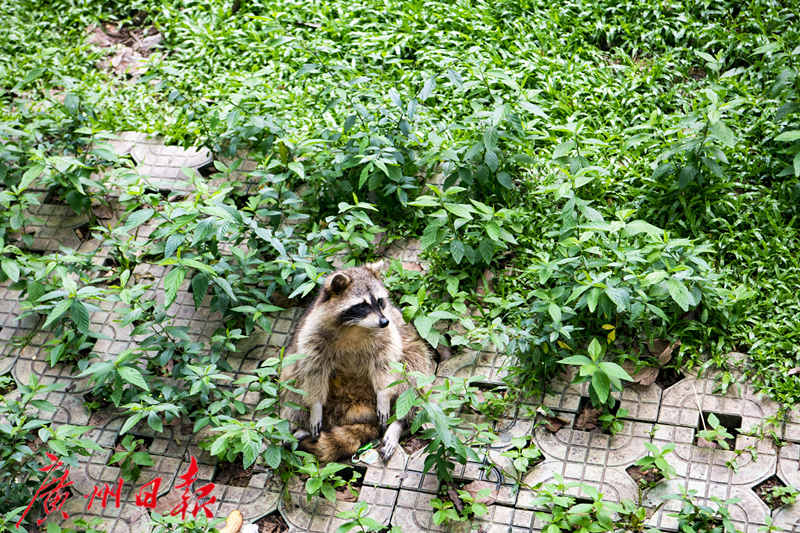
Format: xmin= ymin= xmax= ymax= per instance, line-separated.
xmin=279 ymin=260 xmax=434 ymax=462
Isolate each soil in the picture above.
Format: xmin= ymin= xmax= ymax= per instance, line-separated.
xmin=400 ymin=436 xmax=431 ymax=454
xmin=753 ymin=475 xmax=788 ymax=511
xmin=654 ymin=367 xmax=685 ymax=390
xmin=539 ymin=414 xmax=568 ymax=433
xmin=574 ymin=400 xmax=602 ymax=432
xmin=0 ymin=376 xmax=15 ymax=395
xmin=626 ymin=464 xmax=664 ymax=487
xmin=256 ymin=510 xmax=289 ymax=533
xmin=83 ymin=389 xmax=114 ymax=411
xmin=213 ymin=462 xmax=254 ymax=487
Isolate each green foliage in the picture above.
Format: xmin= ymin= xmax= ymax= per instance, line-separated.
xmin=296 ymin=452 xmax=359 ymax=504
xmin=430 ymin=488 xmax=489 ymax=526
xmin=410 ymin=185 xmax=521 ymax=267
xmin=393 ymin=366 xmax=496 ymax=485
xmin=559 ymin=338 xmax=633 ymax=411
xmin=633 ymin=442 xmax=677 ymax=489
xmin=500 ymin=435 xmax=543 ymax=486
xmin=108 ymin=434 xmax=154 ymax=483
xmin=761 ymin=484 xmax=799 ymax=509
xmin=0 ymin=376 xmax=100 ymax=526
xmin=697 ymin=413 xmax=735 ymax=450
xmin=148 ymin=513 xmax=223 ymax=533
xmin=532 ymin=476 xmax=623 ymax=532
xmin=671 ymin=490 xmax=741 ymax=533
xmin=336 ymin=501 xmax=402 ymax=533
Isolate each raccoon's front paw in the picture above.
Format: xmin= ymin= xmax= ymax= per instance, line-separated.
xmin=309 ymin=402 xmax=323 ymax=441
xmin=376 ymin=391 xmax=390 ymax=430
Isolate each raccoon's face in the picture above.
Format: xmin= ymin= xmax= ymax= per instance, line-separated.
xmin=320 ymin=261 xmax=392 ymax=330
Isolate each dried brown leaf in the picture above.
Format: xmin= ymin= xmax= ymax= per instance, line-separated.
xmin=462 ymin=480 xmax=498 ymax=506
xmin=540 ymin=414 xmax=567 ymax=433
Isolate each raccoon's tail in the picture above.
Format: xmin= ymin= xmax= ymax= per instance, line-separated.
xmin=300 ymin=424 xmax=379 ymax=463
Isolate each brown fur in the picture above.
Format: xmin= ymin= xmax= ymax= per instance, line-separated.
xmin=280 ymin=262 xmax=434 ymax=462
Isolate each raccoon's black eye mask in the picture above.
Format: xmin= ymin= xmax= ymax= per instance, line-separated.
xmin=339 ymin=295 xmax=386 ymax=323
xmin=341 ymin=302 xmax=369 ymax=321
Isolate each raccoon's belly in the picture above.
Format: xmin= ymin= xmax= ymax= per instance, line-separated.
xmin=324 ymin=372 xmax=377 ymax=427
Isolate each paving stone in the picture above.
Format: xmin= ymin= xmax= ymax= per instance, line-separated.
xmin=436 ymin=346 xmax=513 ymax=384
xmin=24 ymin=203 xmax=93 ymax=252
xmin=281 ymin=478 xmax=396 ymax=533
xmin=645 ymin=480 xmax=769 ymax=532
xmin=776 ymin=443 xmax=800 ymax=521
xmin=70 ymin=413 xmax=186 ymax=499
xmin=129 ymin=136 xmax=213 ymax=193
xmin=658 ymin=375 xmax=780 ymax=433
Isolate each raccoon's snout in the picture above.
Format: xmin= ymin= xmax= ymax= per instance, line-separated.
xmin=379 ymin=317 xmax=389 ymax=328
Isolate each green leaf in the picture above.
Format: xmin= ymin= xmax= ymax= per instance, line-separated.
xmin=592 ymin=371 xmax=610 ymax=404
xmin=164 ymin=267 xmax=186 ymax=309
xmin=395 ymin=388 xmax=416 ymax=419
xmin=709 ymin=120 xmax=735 ymax=147
xmin=450 ymin=239 xmax=465 ymax=264
xmin=1 ymin=259 xmax=19 ymax=282
xmin=118 ymin=366 xmax=149 ymax=391
xmin=43 ymin=298 xmax=72 ymax=329
xmin=119 ymin=412 xmax=145 ymax=435
xmin=599 ymin=362 xmax=634 ymax=384
xmin=423 ymin=402 xmax=453 ymax=448
xmin=775 ymin=130 xmax=800 ymax=142
xmin=20 ymin=164 xmax=44 ymax=191
xmin=548 ymin=302 xmax=562 ymax=323
xmin=552 ymin=140 xmax=575 ymax=159
xmin=665 ymin=278 xmax=690 ymax=311
xmin=443 ymin=203 xmax=474 ymax=220
xmin=413 ymin=316 xmax=435 ymax=340
xmin=625 ymin=220 xmax=662 ymax=238
xmin=264 ymin=445 xmax=282 ymax=469
xmin=419 ymin=75 xmax=436 ymax=101
xmin=123 ymin=209 xmax=154 ymax=230
xmin=164 ymin=233 xmax=183 ymax=259
xmin=484 ymin=149 xmax=499 ymax=172
xmin=306 ymin=477 xmax=323 ymax=495
xmin=191 ymin=273 xmax=209 ymax=308
xmin=147 ymin=412 xmax=163 ymax=432
xmin=558 ymin=355 xmax=592 ymax=366
xmin=588 ymin=338 xmax=603 ymax=359
xmin=213 ymin=276 xmax=237 ymax=301
xmin=70 ymin=300 xmax=90 ymax=334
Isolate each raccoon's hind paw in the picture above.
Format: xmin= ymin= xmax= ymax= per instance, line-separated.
xmin=310 ymin=402 xmax=323 ymax=440
xmin=293 ymin=429 xmax=311 ymax=440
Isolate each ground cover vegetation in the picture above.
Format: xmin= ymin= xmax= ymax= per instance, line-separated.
xmin=1 ymin=0 xmax=799 ymax=530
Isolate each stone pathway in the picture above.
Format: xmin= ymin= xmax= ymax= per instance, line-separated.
xmin=3 ymin=133 xmax=799 ymax=533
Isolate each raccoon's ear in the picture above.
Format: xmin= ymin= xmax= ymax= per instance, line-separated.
xmin=326 ymin=272 xmax=351 ymax=295
xmin=365 ymin=259 xmax=387 ymax=279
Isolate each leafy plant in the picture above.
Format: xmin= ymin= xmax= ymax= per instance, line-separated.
xmin=148 ymin=512 xmax=223 ymax=533
xmin=559 ymin=338 xmax=633 ymax=411
xmin=761 ymin=484 xmax=799 ymax=509
xmin=393 ymin=367 xmax=496 ymax=485
xmin=0 ymin=376 xmax=100 ymax=525
xmin=410 ymin=184 xmax=520 ymax=267
xmin=499 ymin=435 xmax=543 ymax=486
xmin=531 ymin=475 xmax=623 ymax=532
xmin=430 ymin=487 xmax=489 ymax=526
xmin=697 ymin=413 xmax=735 ymax=450
xmin=598 ymin=407 xmax=629 ymax=436
xmin=336 ymin=501 xmax=402 ymax=533
xmin=295 ymin=452 xmax=359 ymax=504
xmin=108 ymin=434 xmax=154 ymax=483
xmin=632 ymin=442 xmax=676 ymax=489
xmin=670 ymin=490 xmax=741 ymax=533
